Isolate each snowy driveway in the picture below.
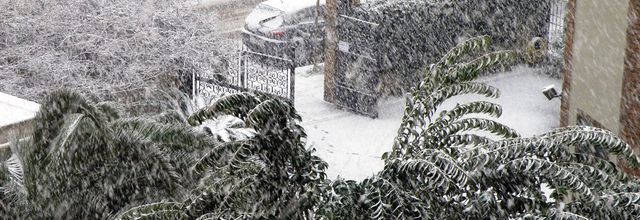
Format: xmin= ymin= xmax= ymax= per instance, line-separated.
xmin=295 ymin=66 xmax=562 ymax=180
xmin=195 ymin=0 xmax=264 ymax=37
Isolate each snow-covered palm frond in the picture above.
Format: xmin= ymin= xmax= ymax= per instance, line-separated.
xmin=439 ymin=50 xmax=519 ymax=84
xmin=390 ymin=36 xmax=525 ymax=166
xmin=20 ymin=90 xmax=113 ymax=215
xmin=184 ymin=175 xmax=257 ymax=218
xmin=464 ymin=126 xmax=640 ymax=170
xmin=194 ymin=212 xmax=260 ymax=220
xmin=598 ymin=193 xmax=640 ymax=208
xmin=547 ymin=208 xmax=590 ymax=220
xmin=490 ymin=158 xmax=592 ymax=200
xmin=47 ymin=113 xmax=85 ymax=156
xmin=394 ymin=83 xmax=503 ymax=157
xmin=146 ymin=93 xmax=324 ymax=219
xmin=110 ymin=117 xmax=223 ymax=185
xmin=414 ymin=82 xmax=501 ymax=120
xmin=435 ymin=134 xmax=495 ymax=149
xmin=563 ymin=162 xmax=627 ymax=190
xmin=157 ymin=91 xmax=259 ymax=143
xmin=562 ymin=193 xmax=640 ymax=219
xmin=245 ymin=99 xmax=301 ymax=129
xmin=317 ymin=179 xmax=362 ymax=219
xmin=3 ymin=155 xmax=23 ymax=192
xmin=2 ymin=90 xmax=188 ymax=218
xmin=188 ymin=92 xmax=263 ymax=126
xmin=515 ymin=213 xmax=547 ymax=220
xmin=574 ymin=181 xmax=640 ymax=216
xmin=114 ymin=202 xmax=186 ymax=220
xmin=383 ymin=154 xmax=472 ymax=192
xmin=426 ymin=117 xmax=520 ymax=142
xmin=29 ymin=89 xmax=110 ymax=156
xmin=430 ymin=101 xmax=503 ymax=127
xmin=189 ymin=141 xmax=251 ymax=176
xmin=112 ymin=118 xmax=219 ymax=152
xmin=431 ymin=35 xmax=493 ymax=72
xmin=198 ymin=115 xmax=256 ymax=142
xmin=571 ymin=153 xmax=631 ymax=182
xmin=359 ymin=176 xmax=426 ymax=219
xmin=363 ymin=36 xmax=640 ymax=219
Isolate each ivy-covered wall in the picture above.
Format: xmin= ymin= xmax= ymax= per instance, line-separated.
xmin=337 ymin=0 xmax=552 ymax=92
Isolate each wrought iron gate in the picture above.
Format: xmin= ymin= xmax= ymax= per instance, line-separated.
xmin=194 ymin=49 xmax=296 ymax=103
xmin=548 ymin=0 xmax=568 ymax=58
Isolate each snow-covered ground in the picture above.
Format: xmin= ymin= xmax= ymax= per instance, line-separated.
xmin=193 ymin=0 xmax=264 ymax=36
xmin=295 ymin=65 xmax=562 ymax=180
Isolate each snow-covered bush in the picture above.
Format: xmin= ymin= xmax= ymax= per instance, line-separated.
xmin=338 ymin=0 xmax=552 ymax=94
xmin=318 ymin=36 xmax=640 ymax=219
xmin=0 ymin=0 xmax=232 ymax=115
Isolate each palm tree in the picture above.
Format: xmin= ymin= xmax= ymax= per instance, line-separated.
xmin=0 ymin=89 xmax=250 ymax=218
xmin=116 ymin=93 xmax=328 ymax=219
xmin=0 ymin=87 xmax=324 ymax=219
xmin=0 ymin=89 xmax=185 ymax=218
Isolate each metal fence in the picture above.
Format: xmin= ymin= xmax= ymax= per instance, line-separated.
xmin=194 ymin=49 xmax=296 ymax=103
xmin=548 ymin=0 xmax=568 ymax=58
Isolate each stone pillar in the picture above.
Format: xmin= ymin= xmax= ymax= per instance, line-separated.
xmin=323 ymin=0 xmax=338 ymax=103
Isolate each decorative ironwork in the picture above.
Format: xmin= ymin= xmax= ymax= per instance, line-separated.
xmin=548 ymin=0 xmax=568 ymax=58
xmin=194 ymin=49 xmax=295 ymax=103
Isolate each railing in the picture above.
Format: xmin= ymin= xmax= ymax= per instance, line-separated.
xmin=194 ymin=49 xmax=296 ymax=103
xmin=548 ymin=0 xmax=568 ymax=58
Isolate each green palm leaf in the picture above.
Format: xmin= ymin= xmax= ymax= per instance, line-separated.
xmin=115 ymin=202 xmax=186 ymax=220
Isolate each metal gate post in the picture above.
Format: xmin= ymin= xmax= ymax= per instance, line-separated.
xmin=240 ymin=50 xmax=246 ymax=88
xmin=191 ymin=70 xmax=197 ymax=100
xmin=289 ymin=61 xmax=295 ymax=102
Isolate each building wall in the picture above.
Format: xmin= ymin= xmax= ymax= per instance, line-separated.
xmin=621 ymin=0 xmax=640 ymax=153
xmin=565 ymin=0 xmax=630 ymax=131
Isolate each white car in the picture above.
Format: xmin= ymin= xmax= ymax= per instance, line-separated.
xmin=242 ymin=0 xmax=326 ymax=65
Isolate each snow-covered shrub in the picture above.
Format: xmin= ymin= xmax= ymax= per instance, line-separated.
xmin=0 ymin=0 xmax=232 ymax=115
xmin=318 ymin=36 xmax=640 ymax=219
xmin=338 ymin=0 xmax=552 ymax=94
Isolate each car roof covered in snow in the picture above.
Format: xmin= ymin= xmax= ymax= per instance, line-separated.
xmin=262 ymin=0 xmax=326 ymax=13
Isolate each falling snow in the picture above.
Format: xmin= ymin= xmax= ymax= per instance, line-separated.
xmin=1 ymin=0 xmax=639 ymax=219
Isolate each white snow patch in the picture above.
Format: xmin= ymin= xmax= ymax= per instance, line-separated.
xmin=0 ymin=92 xmax=40 ymax=128
xmin=438 ymin=65 xmax=562 ymax=138
xmin=295 ymin=65 xmax=562 ymax=180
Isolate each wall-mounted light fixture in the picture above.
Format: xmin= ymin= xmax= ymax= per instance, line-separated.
xmin=542 ymin=85 xmax=562 ymax=100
